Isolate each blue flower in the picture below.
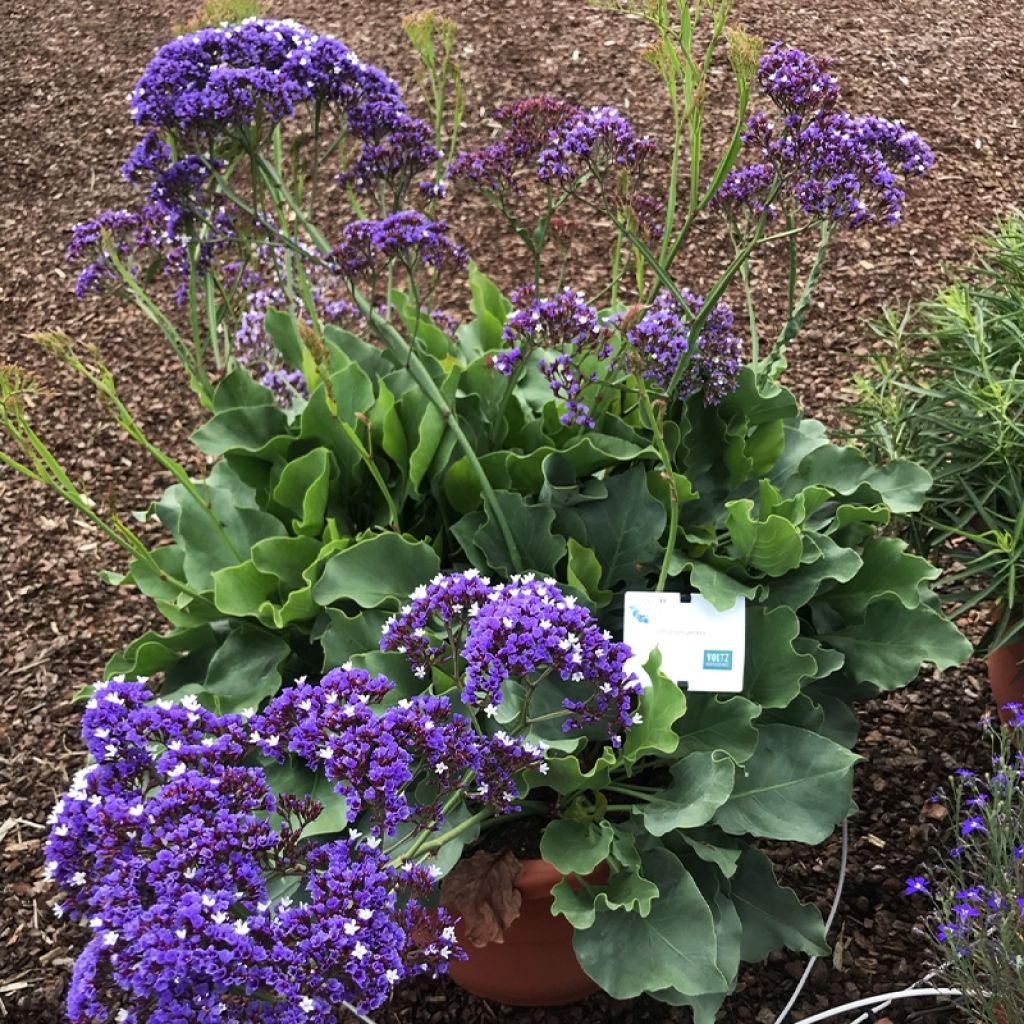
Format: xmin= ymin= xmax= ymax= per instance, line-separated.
xmin=904 ymin=876 xmax=930 ymax=896
xmin=960 ymin=816 xmax=987 ymax=836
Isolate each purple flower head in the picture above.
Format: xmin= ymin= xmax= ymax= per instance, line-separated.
xmin=961 ymin=816 xmax=987 ymax=836
xmin=66 ymin=208 xmax=163 ymax=297
xmin=46 ymin=679 xmax=498 ymax=1020
xmin=380 ymin=570 xmax=495 ymax=679
xmin=460 ymin=574 xmax=643 ymax=746
xmin=627 ymin=290 xmax=742 ymax=404
xmin=450 ymin=96 xmax=582 ymax=195
xmin=338 ymin=114 xmax=442 ymax=196
xmin=711 ymin=163 xmax=778 ymax=219
xmin=904 ymin=876 xmax=930 ymax=896
xmin=538 ymin=105 xmax=655 ymax=185
xmin=500 ymin=286 xmax=614 ymax=427
xmin=331 ymin=212 xmax=467 ymax=281
xmin=757 ymin=43 xmax=840 ymax=116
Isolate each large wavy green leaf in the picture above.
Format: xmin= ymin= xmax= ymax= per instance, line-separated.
xmin=714 ymin=724 xmax=859 ymax=842
xmin=312 ymin=533 xmax=440 ymax=608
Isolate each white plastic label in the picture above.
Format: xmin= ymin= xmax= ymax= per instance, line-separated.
xmin=622 ymin=591 xmax=746 ymax=693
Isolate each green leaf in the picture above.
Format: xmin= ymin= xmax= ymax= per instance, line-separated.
xmin=198 ymin=627 xmax=291 ymax=712
xmin=573 ymin=848 xmax=727 ymax=999
xmin=714 ymin=724 xmax=859 ymax=843
xmin=687 ymin=560 xmax=759 ymax=612
xmin=823 ymin=537 xmax=940 ymax=616
xmin=540 ymin=820 xmax=614 ymax=875
xmin=271 ymin=447 xmax=333 ymax=536
xmin=544 ymin=746 xmax=618 ymax=796
xmin=797 ymin=443 xmax=932 ymax=514
xmin=566 ymin=539 xmax=612 ymax=608
xmin=622 ymin=650 xmax=687 ymax=766
xmin=264 ymin=309 xmax=306 ymax=368
xmin=676 ymin=694 xmax=760 ymax=762
xmin=316 ymin=607 xmax=393 ymax=667
xmin=638 ymin=753 xmax=736 ymax=836
xmin=105 ymin=623 xmax=217 ymax=679
xmin=264 ymin=761 xmax=348 ymax=839
xmin=192 ymin=405 xmax=291 ymax=459
xmin=744 ymin=604 xmax=817 ymax=709
xmin=457 ymin=491 xmax=567 ymax=578
xmin=765 ymin=533 xmax=863 ymax=610
xmin=573 ymin=465 xmax=666 ymax=588
xmin=313 ymin=534 xmax=441 ymax=609
xmin=724 ymin=499 xmax=803 ymax=576
xmin=730 ymin=848 xmax=828 ymax=961
xmin=821 ymin=599 xmax=972 ymax=690
xmin=212 ymin=366 xmax=275 ymax=410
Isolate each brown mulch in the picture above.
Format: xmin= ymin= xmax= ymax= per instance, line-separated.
xmin=1 ymin=0 xmax=1021 ymax=1021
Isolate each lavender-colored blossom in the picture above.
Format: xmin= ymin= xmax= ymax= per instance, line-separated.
xmin=252 ymin=665 xmax=544 ymax=835
xmin=711 ymin=163 xmax=778 ymax=219
xmin=757 ymin=43 xmax=840 ymax=116
xmin=538 ymin=105 xmax=655 ymax=184
xmin=961 ymin=816 xmax=987 ymax=836
xmin=66 ymin=209 xmax=158 ymax=296
xmin=380 ymin=570 xmax=495 ymax=678
xmin=449 ymin=96 xmax=582 ymax=195
xmin=499 ymin=286 xmax=614 ymax=427
xmin=627 ymin=290 xmax=742 ymax=405
xmin=331 ymin=212 xmax=467 ymax=280
xmin=338 ymin=114 xmax=441 ymax=195
xmin=459 ymin=574 xmax=642 ymax=746
xmin=904 ymin=876 xmax=930 ymax=896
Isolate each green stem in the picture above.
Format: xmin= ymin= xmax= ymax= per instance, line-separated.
xmin=637 ymin=377 xmax=679 ymax=592
xmin=400 ymin=807 xmax=495 ymax=860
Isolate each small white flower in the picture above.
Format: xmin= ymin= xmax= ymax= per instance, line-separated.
xmin=52 ymin=902 xmax=64 ymax=919
xmin=344 ymin=920 xmax=360 ymax=936
xmin=318 ymin=745 xmax=334 ymax=760
xmin=176 ymin=928 xmax=188 ymax=939
xmin=167 ymin=763 xmax=187 ymax=778
xmin=632 ymin=713 xmax=643 ymax=725
xmin=483 ymin=703 xmax=498 ymax=719
xmin=352 ymin=941 xmax=368 ymax=960
xmin=233 ymin=920 xmax=250 ymax=936
xmin=181 ymin=694 xmax=200 ymax=711
xmin=71 ymin=872 xmax=86 ymax=887
xmin=441 ymin=926 xmax=456 ymax=942
xmin=103 ymin=931 xmax=118 ymax=947
xmin=385 ymin=968 xmax=401 ymax=984
xmin=299 ymin=996 xmax=315 ymax=1013
xmin=212 ymin=911 xmax=228 ymax=925
xmin=357 ymin=908 xmax=374 ymax=921
xmin=240 ymin=707 xmax=256 ymax=719
xmin=202 ymin=894 xmax=217 ymax=908
xmin=434 ymin=761 xmax=448 ymax=775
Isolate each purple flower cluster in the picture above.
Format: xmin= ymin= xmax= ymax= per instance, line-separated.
xmin=331 ymin=211 xmax=467 ymax=281
xmin=131 ymin=20 xmax=402 ymax=142
xmin=449 ymin=96 xmax=583 ymax=195
xmin=252 ymin=664 xmax=544 ymax=834
xmin=497 ymin=286 xmax=614 ymax=427
xmin=44 ymin=678 xmax=459 ymax=1022
xmin=383 ymin=572 xmax=641 ymax=747
xmin=716 ymin=43 xmax=933 ymax=228
xmin=537 ymin=105 xmax=655 ymax=184
xmin=627 ymin=290 xmax=742 ymax=404
xmin=757 ymin=42 xmax=839 ymax=116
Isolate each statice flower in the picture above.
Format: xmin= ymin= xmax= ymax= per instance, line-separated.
xmin=460 ymin=574 xmax=642 ymax=746
xmin=66 ymin=209 xmax=160 ymax=297
xmin=252 ymin=665 xmax=544 ymax=835
xmin=757 ymin=43 xmax=840 ymax=117
xmin=498 ymin=286 xmax=614 ymax=427
xmin=718 ymin=41 xmax=933 ymax=229
xmin=338 ymin=114 xmax=442 ymax=196
xmin=380 ymin=569 xmax=495 ymax=677
xmin=627 ymin=290 xmax=742 ymax=404
xmin=538 ymin=105 xmax=655 ymax=184
xmin=449 ymin=95 xmax=583 ymax=195
xmin=46 ymin=679 xmax=465 ymax=1022
xmin=331 ymin=211 xmax=467 ymax=281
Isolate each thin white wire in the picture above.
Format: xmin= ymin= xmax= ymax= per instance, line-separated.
xmin=791 ymin=988 xmax=961 ymax=1024
xmin=772 ymin=819 xmax=851 ymax=1024
xmin=845 ymin=966 xmax=948 ymax=1024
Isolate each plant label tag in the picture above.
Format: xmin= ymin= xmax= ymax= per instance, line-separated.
xmin=622 ymin=592 xmax=746 ymax=693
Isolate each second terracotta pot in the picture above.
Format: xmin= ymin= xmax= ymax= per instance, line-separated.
xmin=446 ymin=858 xmax=604 ymax=1006
xmin=988 ymin=634 xmax=1024 ymax=724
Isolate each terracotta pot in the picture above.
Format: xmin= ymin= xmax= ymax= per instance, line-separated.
xmin=987 ymin=633 xmax=1024 ymax=724
xmin=446 ymin=858 xmax=605 ymax=1006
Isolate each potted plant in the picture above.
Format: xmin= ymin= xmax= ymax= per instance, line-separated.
xmin=2 ymin=2 xmax=974 ymax=1019
xmin=904 ymin=709 xmax=1024 ymax=1024
xmin=849 ymin=213 xmax=1024 ymax=718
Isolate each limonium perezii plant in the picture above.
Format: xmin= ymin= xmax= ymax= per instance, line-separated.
xmin=905 ymin=712 xmax=1024 ymax=1024
xmin=3 ymin=3 xmax=975 ymax=1022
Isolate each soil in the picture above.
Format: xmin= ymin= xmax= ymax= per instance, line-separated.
xmin=1 ymin=1 xmax=1021 ymax=1022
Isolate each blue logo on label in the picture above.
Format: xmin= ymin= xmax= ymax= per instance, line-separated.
xmin=629 ymin=606 xmax=650 ymax=625
xmin=703 ymin=650 xmax=733 ymax=671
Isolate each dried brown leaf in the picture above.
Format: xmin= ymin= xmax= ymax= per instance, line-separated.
xmin=440 ymin=849 xmax=523 ymax=947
